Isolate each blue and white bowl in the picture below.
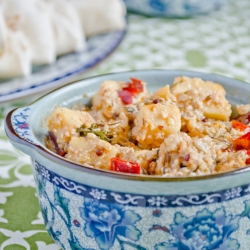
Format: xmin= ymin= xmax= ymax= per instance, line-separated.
xmin=123 ymin=0 xmax=230 ymax=17
xmin=5 ymin=70 xmax=250 ymax=249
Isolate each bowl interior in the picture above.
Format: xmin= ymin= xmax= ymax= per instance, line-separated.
xmin=10 ymin=69 xmax=250 ymax=196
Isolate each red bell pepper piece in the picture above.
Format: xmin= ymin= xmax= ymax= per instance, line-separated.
xmin=129 ymin=78 xmax=144 ymax=93
xmin=231 ymin=124 xmax=250 ymax=161
xmin=118 ymin=78 xmax=143 ymax=104
xmin=231 ymin=120 xmax=248 ymax=131
xmin=118 ymin=90 xmax=133 ymax=104
xmin=233 ymin=131 xmax=250 ymax=150
xmin=59 ymin=150 xmax=66 ymax=157
xmin=122 ymin=86 xmax=138 ymax=95
xmin=110 ymin=158 xmax=141 ymax=174
xmin=238 ymin=131 xmax=250 ymax=140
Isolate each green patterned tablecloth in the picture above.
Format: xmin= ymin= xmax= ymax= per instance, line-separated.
xmin=1 ymin=1 xmax=250 ymax=249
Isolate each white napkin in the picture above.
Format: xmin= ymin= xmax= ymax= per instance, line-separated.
xmin=0 ymin=0 xmax=56 ymax=65
xmin=44 ymin=0 xmax=86 ymax=56
xmin=0 ymin=0 xmax=126 ymax=78
xmin=70 ymin=0 xmax=126 ymax=37
xmin=0 ymin=10 xmax=32 ymax=78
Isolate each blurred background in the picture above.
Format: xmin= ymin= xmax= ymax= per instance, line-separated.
xmin=1 ymin=0 xmax=250 ymax=249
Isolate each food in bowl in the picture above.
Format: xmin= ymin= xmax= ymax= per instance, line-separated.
xmin=46 ymin=76 xmax=250 ymax=177
xmin=5 ymin=70 xmax=250 ymax=250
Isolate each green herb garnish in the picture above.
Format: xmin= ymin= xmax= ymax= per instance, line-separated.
xmin=77 ymin=123 xmax=113 ymax=142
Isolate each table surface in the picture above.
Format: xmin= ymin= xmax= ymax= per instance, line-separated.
xmin=1 ymin=0 xmax=250 ymax=249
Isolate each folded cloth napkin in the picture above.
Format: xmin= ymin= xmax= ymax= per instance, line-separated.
xmin=0 ymin=0 xmax=56 ymax=65
xmin=69 ymin=0 xmax=126 ymax=37
xmin=0 ymin=0 xmax=126 ymax=78
xmin=44 ymin=0 xmax=86 ymax=56
xmin=0 ymin=9 xmax=32 ymax=78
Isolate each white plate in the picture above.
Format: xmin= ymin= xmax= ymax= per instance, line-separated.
xmin=0 ymin=29 xmax=126 ymax=104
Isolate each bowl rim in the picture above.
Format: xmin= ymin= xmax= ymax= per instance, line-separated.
xmin=5 ymin=69 xmax=250 ymax=182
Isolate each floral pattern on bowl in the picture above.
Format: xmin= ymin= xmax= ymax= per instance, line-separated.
xmin=34 ymin=160 xmax=250 ymax=250
xmin=12 ymin=107 xmax=34 ymax=143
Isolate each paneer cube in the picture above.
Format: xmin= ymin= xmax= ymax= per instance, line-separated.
xmin=131 ymin=103 xmax=181 ymax=149
xmin=92 ymin=80 xmax=148 ymax=119
xmin=171 ymin=76 xmax=232 ymax=121
xmin=92 ymin=80 xmax=122 ymax=112
xmin=47 ymin=107 xmax=95 ymax=149
xmin=65 ymin=134 xmax=118 ymax=170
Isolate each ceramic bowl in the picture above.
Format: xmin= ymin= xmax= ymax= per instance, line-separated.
xmin=123 ymin=0 xmax=229 ymax=17
xmin=5 ymin=70 xmax=250 ymax=250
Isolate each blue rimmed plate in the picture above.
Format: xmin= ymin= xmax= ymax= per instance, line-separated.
xmin=0 ymin=29 xmax=126 ymax=104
